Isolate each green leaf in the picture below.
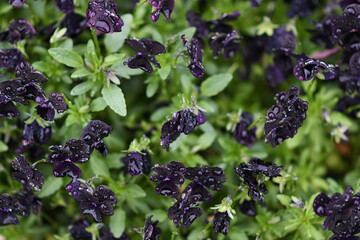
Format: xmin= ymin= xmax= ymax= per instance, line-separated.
xmin=103 ymin=53 xmax=125 ymax=67
xmin=145 ymin=76 xmax=159 ymax=98
xmin=104 ymin=14 xmax=133 ymax=53
xmin=158 ymin=65 xmax=171 ymax=80
xmin=277 ymin=194 xmax=291 ymax=207
xmin=71 ymin=68 xmax=92 ymax=78
xmin=70 ymin=81 xmax=94 ymax=96
xmin=91 ymin=97 xmax=107 ymax=112
xmin=109 ymin=208 xmax=125 ymax=238
xmin=126 ymin=184 xmax=146 ymax=198
xmin=0 ymin=141 xmax=8 ymax=153
xmin=200 ymin=73 xmax=233 ymax=97
xmin=101 ymin=84 xmax=127 ymax=116
xmin=48 ymin=48 xmax=83 ymax=67
xmin=89 ymin=152 xmax=110 ymax=177
xmin=38 ymin=177 xmax=63 ymax=198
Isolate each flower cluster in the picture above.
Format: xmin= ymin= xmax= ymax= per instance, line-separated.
xmin=209 ymin=30 xmax=241 ymax=61
xmin=124 ymin=38 xmax=166 ymax=73
xmin=160 ymin=108 xmax=206 ymax=151
xmin=0 ymin=193 xmax=25 ymax=226
xmin=143 ymin=215 xmax=161 ymax=240
xmin=181 ymin=35 xmax=205 ymax=78
xmin=148 ymin=0 xmax=174 ymax=23
xmin=313 ymin=186 xmax=360 ymax=239
xmin=235 ymin=158 xmax=283 ymax=202
xmin=86 ymin=0 xmax=124 ymax=34
xmin=150 ymin=161 xmax=226 ymax=228
xmin=264 ymin=85 xmax=308 ymax=147
xmin=0 ymin=48 xmax=23 ymax=72
xmin=47 ymin=120 xmax=112 ymax=179
xmin=66 ymin=180 xmax=118 ymax=222
xmin=0 ymin=19 xmax=36 ymax=44
xmin=212 ymin=211 xmax=231 ymax=236
xmin=233 ymin=112 xmax=257 ymax=148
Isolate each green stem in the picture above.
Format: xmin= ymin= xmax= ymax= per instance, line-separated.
xmin=247 ymin=116 xmax=266 ymax=131
xmin=91 ymin=27 xmax=101 ymax=57
xmin=200 ymin=221 xmax=212 ymax=240
xmin=170 ymin=228 xmax=178 ymax=240
xmin=32 ymin=159 xmax=46 ymax=168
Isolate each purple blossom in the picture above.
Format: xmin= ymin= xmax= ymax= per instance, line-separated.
xmin=62 ymin=12 xmax=87 ymax=38
xmin=148 ymin=0 xmax=174 ymax=22
xmin=0 ymin=19 xmax=36 ymax=44
xmin=0 ymin=193 xmax=25 ymax=226
xmin=9 ymin=0 xmax=25 ymax=8
xmin=286 ymin=0 xmax=317 ymax=19
xmin=233 ymin=112 xmax=256 ymax=147
xmin=160 ymin=109 xmax=206 ymax=151
xmin=124 ymin=38 xmax=166 ymax=73
xmin=209 ymin=30 xmax=241 ymax=60
xmin=16 ymin=120 xmax=51 ymax=153
xmin=80 ymin=120 xmax=113 ymax=156
xmin=69 ymin=219 xmax=92 ymax=240
xmin=184 ymin=165 xmax=226 ymax=191
xmin=335 ymin=96 xmax=360 ymax=118
xmin=55 ymin=0 xmax=74 ymax=14
xmin=266 ymin=27 xmax=297 ymax=53
xmin=212 ymin=211 xmax=230 ymax=236
xmin=209 ymin=11 xmax=240 ymax=34
xmin=309 ymin=15 xmax=335 ymax=48
xmin=144 ymin=215 xmax=161 ymax=240
xmin=122 ymin=150 xmax=151 ymax=176
xmin=339 ymin=52 xmax=360 ymax=94
xmin=86 ymin=0 xmax=124 ymax=34
xmin=250 ymin=0 xmax=262 ymax=7
xmin=182 ymin=35 xmax=204 ymax=78
xmin=0 ymin=49 xmax=23 ymax=72
xmin=239 ymin=199 xmax=256 ymax=216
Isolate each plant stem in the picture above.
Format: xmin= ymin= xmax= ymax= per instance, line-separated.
xmin=247 ymin=116 xmax=266 ymax=131
xmin=200 ymin=221 xmax=212 ymax=240
xmin=170 ymin=228 xmax=178 ymax=240
xmin=91 ymin=27 xmax=101 ymax=57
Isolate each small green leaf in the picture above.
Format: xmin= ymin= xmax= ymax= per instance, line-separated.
xmin=101 ymin=84 xmax=127 ymax=116
xmin=38 ymin=177 xmax=63 ymax=198
xmin=277 ymin=194 xmax=291 ymax=206
xmin=200 ymin=73 xmax=233 ymax=97
xmin=70 ymin=81 xmax=94 ymax=96
xmin=89 ymin=152 xmax=110 ymax=177
xmin=109 ymin=208 xmax=125 ymax=238
xmin=91 ymin=97 xmax=107 ymax=112
xmin=158 ymin=65 xmax=171 ymax=80
xmin=48 ymin=48 xmax=83 ymax=67
xmin=0 ymin=141 xmax=8 ymax=153
xmin=103 ymin=53 xmax=125 ymax=67
xmin=145 ymin=77 xmax=159 ymax=98
xmin=104 ymin=14 xmax=133 ymax=53
xmin=71 ymin=68 xmax=92 ymax=78
xmin=126 ymin=184 xmax=146 ymax=198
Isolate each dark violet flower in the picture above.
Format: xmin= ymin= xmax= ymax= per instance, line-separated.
xmin=239 ymin=199 xmax=256 ymax=216
xmin=266 ymin=27 xmax=297 ymax=53
xmin=55 ymin=0 xmax=75 ymax=14
xmin=69 ymin=219 xmax=92 ymax=240
xmin=184 ymin=165 xmax=226 ymax=191
xmin=309 ymin=15 xmax=335 ymax=49
xmin=340 ymin=0 xmax=360 ymax=9
xmin=0 ymin=19 xmax=36 ymax=44
xmin=122 ymin=150 xmax=151 ymax=176
xmin=148 ymin=0 xmax=174 ymax=22
xmin=160 ymin=109 xmax=206 ymax=151
xmin=143 ymin=215 xmax=161 ymax=240
xmin=167 ymin=187 xmax=203 ymax=228
xmin=264 ymin=85 xmax=308 ymax=147
xmin=13 ymin=189 xmax=42 ymax=217
xmin=235 ymin=158 xmax=283 ymax=202
xmin=80 ymin=120 xmax=112 ymax=156
xmin=62 ymin=12 xmax=87 ymax=38
xmin=266 ymin=65 xmax=286 ymax=88
xmin=150 ymin=161 xmax=186 ymax=197
xmin=335 ymin=95 xmax=360 ymax=118
xmin=0 ymin=193 xmax=25 ymax=226
xmin=293 ymin=54 xmax=339 ymax=81
xmin=313 ymin=186 xmax=360 ymax=239
xmin=250 ymin=0 xmax=262 ymax=7
xmin=49 ymin=93 xmax=68 ymax=114
xmin=286 ymin=0 xmax=317 ymax=19
xmin=331 ymin=4 xmax=360 ymax=51
xmin=100 ymin=228 xmax=130 ymax=240
xmin=240 ymin=35 xmax=267 ymax=79
xmin=209 ymin=30 xmax=241 ymax=60
xmin=86 ymin=0 xmax=124 ymax=34
xmin=15 ymin=61 xmax=48 ymax=85
xmin=339 ymin=52 xmax=360 ymax=94
xmin=212 ymin=211 xmax=230 ymax=236
xmin=186 ymin=10 xmax=211 ymax=40
xmin=0 ymin=49 xmax=23 ymax=72
xmin=47 ymin=138 xmax=91 ymax=179
xmin=0 ymin=94 xmax=21 ymax=118
xmin=11 ymin=155 xmax=44 ymax=192
xmin=124 ymin=38 xmax=166 ymax=73
xmin=66 ymin=181 xmax=118 ymax=222
xmin=233 ymin=112 xmax=256 ymax=147
xmin=9 ymin=0 xmax=25 ymax=8
xmin=182 ymin=35 xmax=204 ymax=78
xmin=209 ymin=11 xmax=240 ymax=34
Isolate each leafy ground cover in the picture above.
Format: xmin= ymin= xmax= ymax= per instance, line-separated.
xmin=1 ymin=0 xmax=360 ymax=239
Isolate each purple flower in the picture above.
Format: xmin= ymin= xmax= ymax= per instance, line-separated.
xmin=124 ymin=38 xmax=166 ymax=73
xmin=0 ymin=193 xmax=25 ymax=226
xmin=69 ymin=219 xmax=92 ymax=240
xmin=148 ymin=0 xmax=174 ymax=22
xmin=0 ymin=94 xmax=21 ymax=118
xmin=293 ymin=54 xmax=339 ymax=81
xmin=15 ymin=61 xmax=48 ymax=85
xmin=331 ymin=4 xmax=360 ymax=51
xmin=186 ymin=10 xmax=211 ymax=40
xmin=212 ymin=211 xmax=230 ymax=236
xmin=235 ymin=158 xmax=283 ymax=202
xmin=181 ymin=35 xmax=204 ymax=78
xmin=55 ymin=0 xmax=74 ymax=14
xmin=150 ymin=161 xmax=186 ymax=197
xmin=67 ymin=181 xmax=118 ymax=222
xmin=86 ymin=0 xmax=124 ymax=34
xmin=62 ymin=12 xmax=87 ymax=38
xmin=0 ymin=49 xmax=23 ymax=72
xmin=335 ymin=96 xmax=360 ymax=119
xmin=209 ymin=11 xmax=240 ymax=34
xmin=13 ymin=189 xmax=42 ymax=217
xmin=47 ymin=139 xmax=91 ymax=179
xmin=339 ymin=52 xmax=360 ymax=94
xmin=160 ymin=109 xmax=206 ymax=151
xmin=144 ymin=215 xmax=161 ymax=240
xmin=0 ymin=19 xmax=36 ymax=44
xmin=309 ymin=15 xmax=335 ymax=48
xmin=184 ymin=165 xmax=226 ymax=191
xmin=11 ymin=155 xmax=44 ymax=192
xmin=80 ymin=120 xmax=112 ymax=156
xmin=122 ymin=150 xmax=151 ymax=176
xmin=266 ymin=27 xmax=297 ymax=53
xmin=16 ymin=120 xmax=51 ymax=153
xmin=167 ymin=187 xmax=203 ymax=228
xmin=209 ymin=30 xmax=241 ymax=60
xmin=239 ymin=199 xmax=256 ymax=216
xmin=313 ymin=186 xmax=360 ymax=239
xmin=250 ymin=0 xmax=262 ymax=7
xmin=264 ymin=85 xmax=308 ymax=147
xmin=234 ymin=112 xmax=256 ymax=147
xmin=9 ymin=0 xmax=25 ymax=8
xmin=286 ymin=0 xmax=317 ymax=19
